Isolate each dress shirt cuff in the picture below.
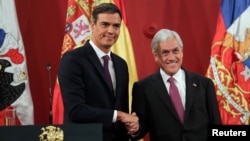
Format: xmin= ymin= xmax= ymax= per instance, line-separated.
xmin=113 ymin=110 xmax=117 ymax=123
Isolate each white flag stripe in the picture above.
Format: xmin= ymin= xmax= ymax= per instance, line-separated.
xmin=0 ymin=0 xmax=34 ymax=125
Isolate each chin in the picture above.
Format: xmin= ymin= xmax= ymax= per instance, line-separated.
xmin=165 ymin=68 xmax=178 ymax=75
xmin=103 ymin=40 xmax=115 ymax=45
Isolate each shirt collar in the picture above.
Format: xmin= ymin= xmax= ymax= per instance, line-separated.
xmin=160 ymin=68 xmax=185 ymax=83
xmin=89 ymin=40 xmax=111 ymax=59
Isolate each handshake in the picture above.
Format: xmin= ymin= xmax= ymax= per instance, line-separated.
xmin=117 ymin=111 xmax=139 ymax=135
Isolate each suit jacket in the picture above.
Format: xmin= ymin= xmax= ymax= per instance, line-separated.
xmin=58 ymin=41 xmax=129 ymax=141
xmin=131 ymin=69 xmax=221 ymax=141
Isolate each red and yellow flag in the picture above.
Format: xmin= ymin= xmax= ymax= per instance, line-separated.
xmin=52 ymin=0 xmax=93 ymax=124
xmin=52 ymin=0 xmax=138 ymax=124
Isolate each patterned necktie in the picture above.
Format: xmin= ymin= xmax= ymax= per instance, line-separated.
xmin=102 ymin=55 xmax=113 ymax=91
xmin=168 ymin=76 xmax=184 ymax=123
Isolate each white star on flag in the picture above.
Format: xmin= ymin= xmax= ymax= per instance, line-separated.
xmin=240 ymin=65 xmax=250 ymax=81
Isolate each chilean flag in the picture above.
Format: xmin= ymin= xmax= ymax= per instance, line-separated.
xmin=0 ymin=0 xmax=34 ymax=125
xmin=206 ymin=0 xmax=250 ymax=124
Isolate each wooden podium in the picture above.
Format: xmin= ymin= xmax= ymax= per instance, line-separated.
xmin=0 ymin=123 xmax=102 ymax=141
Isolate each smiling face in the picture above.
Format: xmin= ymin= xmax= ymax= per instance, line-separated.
xmin=91 ymin=13 xmax=121 ymax=53
xmin=154 ymin=37 xmax=183 ymax=75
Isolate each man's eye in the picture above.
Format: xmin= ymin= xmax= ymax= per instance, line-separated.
xmin=102 ymin=23 xmax=108 ymax=26
xmin=173 ymin=50 xmax=180 ymax=54
xmin=113 ymin=24 xmax=120 ymax=29
xmin=161 ymin=51 xmax=168 ymax=56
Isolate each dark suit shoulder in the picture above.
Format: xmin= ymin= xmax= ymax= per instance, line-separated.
xmin=62 ymin=42 xmax=94 ymax=59
xmin=184 ymin=69 xmax=214 ymax=87
xmin=111 ymin=53 xmax=127 ymax=63
xmin=110 ymin=53 xmax=129 ymax=73
xmin=135 ymin=71 xmax=161 ymax=85
xmin=186 ymin=71 xmax=211 ymax=81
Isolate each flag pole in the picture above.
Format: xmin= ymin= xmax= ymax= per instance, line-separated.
xmin=47 ymin=63 xmax=53 ymax=124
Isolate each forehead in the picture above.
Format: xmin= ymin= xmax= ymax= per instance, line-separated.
xmin=158 ymin=37 xmax=180 ymax=49
xmin=96 ymin=13 xmax=121 ymax=23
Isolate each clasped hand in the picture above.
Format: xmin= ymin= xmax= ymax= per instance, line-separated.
xmin=117 ymin=111 xmax=139 ymax=134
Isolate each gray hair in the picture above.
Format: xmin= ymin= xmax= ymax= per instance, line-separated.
xmin=151 ymin=29 xmax=183 ymax=53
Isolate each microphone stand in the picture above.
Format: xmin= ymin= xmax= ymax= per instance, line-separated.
xmin=47 ymin=63 xmax=52 ymax=124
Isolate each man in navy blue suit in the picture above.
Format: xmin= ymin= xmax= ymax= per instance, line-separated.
xmin=130 ymin=29 xmax=221 ymax=141
xmin=58 ymin=3 xmax=139 ymax=141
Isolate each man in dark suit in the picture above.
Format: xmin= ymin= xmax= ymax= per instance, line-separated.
xmin=130 ymin=29 xmax=221 ymax=141
xmin=58 ymin=3 xmax=138 ymax=141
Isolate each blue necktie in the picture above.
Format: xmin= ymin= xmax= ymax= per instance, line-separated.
xmin=102 ymin=55 xmax=113 ymax=91
xmin=168 ymin=76 xmax=184 ymax=123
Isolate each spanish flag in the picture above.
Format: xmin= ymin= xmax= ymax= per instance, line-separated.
xmin=206 ymin=0 xmax=250 ymax=125
xmin=52 ymin=0 xmax=138 ymax=125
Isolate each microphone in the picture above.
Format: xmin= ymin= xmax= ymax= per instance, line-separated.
xmin=47 ymin=63 xmax=52 ymax=124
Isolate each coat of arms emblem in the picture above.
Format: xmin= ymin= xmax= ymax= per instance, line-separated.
xmin=39 ymin=126 xmax=64 ymax=141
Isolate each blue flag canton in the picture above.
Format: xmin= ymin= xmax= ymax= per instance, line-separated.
xmin=221 ymin=0 xmax=250 ymax=29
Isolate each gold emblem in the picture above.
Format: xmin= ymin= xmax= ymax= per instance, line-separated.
xmin=39 ymin=125 xmax=64 ymax=141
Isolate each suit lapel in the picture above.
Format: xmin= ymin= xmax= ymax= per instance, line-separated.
xmin=85 ymin=43 xmax=115 ymax=98
xmin=183 ymin=70 xmax=198 ymax=121
xmin=152 ymin=70 xmax=199 ymax=123
xmin=111 ymin=53 xmax=124 ymax=99
xmin=152 ymin=72 xmax=180 ymax=119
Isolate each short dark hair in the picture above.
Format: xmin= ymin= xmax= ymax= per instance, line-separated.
xmin=92 ymin=3 xmax=122 ymax=23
